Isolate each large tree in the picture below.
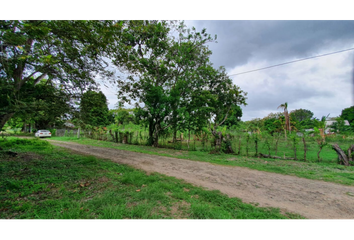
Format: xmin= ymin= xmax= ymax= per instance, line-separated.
xmin=289 ymin=108 xmax=314 ymax=122
xmin=0 ymin=20 xmax=125 ymax=130
xmin=80 ymin=90 xmax=110 ymax=127
xmin=23 ymin=78 xmax=72 ymax=129
xmin=206 ymin=66 xmax=247 ymax=152
xmin=114 ymin=21 xmax=217 ymax=147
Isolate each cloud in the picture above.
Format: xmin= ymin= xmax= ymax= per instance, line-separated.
xmin=231 ymin=49 xmax=353 ymax=120
xmin=98 ymin=20 xmax=354 ymax=124
xmin=186 ymin=20 xmax=354 ymax=69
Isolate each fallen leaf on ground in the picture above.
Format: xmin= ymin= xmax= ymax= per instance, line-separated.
xmin=136 ymin=189 xmax=141 ymax=192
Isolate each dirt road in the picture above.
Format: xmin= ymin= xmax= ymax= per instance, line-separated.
xmin=48 ymin=140 xmax=354 ymax=219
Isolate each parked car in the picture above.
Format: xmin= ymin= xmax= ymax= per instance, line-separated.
xmin=35 ymin=130 xmax=51 ymax=138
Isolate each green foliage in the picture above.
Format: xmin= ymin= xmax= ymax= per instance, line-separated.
xmin=0 ymin=138 xmax=49 ymax=148
xmin=221 ymin=105 xmax=243 ymax=128
xmin=340 ymin=106 xmax=354 ymax=126
xmin=261 ymin=132 xmax=273 ymax=155
xmin=1 ymin=137 xmax=296 ymax=219
xmin=49 ymin=129 xmax=57 ymax=137
xmin=1 ymin=20 xmax=125 ymax=130
xmin=80 ymin=91 xmax=110 ymax=127
xmin=263 ymin=118 xmax=279 ymax=135
xmin=289 ymin=133 xmax=300 ymax=160
xmin=173 ymin=141 xmax=182 ymax=150
xmin=114 ymin=21 xmax=246 ymax=147
xmin=297 ymin=118 xmax=317 ymax=130
xmin=110 ymin=108 xmax=134 ymax=126
xmin=290 ymin=109 xmax=314 ymax=122
xmin=330 ymin=117 xmax=352 ymax=134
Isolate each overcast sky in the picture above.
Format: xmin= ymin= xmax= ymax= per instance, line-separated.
xmin=99 ymin=20 xmax=354 ymax=121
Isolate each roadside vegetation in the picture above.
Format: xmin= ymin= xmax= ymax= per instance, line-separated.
xmin=48 ymin=136 xmax=354 ymax=186
xmin=0 ymin=138 xmax=301 ymax=219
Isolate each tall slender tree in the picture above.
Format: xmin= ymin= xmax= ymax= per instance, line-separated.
xmin=277 ymin=102 xmax=290 ymax=139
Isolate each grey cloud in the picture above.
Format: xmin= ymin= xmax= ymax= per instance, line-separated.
xmin=187 ymin=20 xmax=354 ymax=69
xmin=243 ymin=84 xmax=334 ymax=112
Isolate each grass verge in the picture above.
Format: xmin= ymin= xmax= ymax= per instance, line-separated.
xmin=0 ymin=137 xmax=301 ymax=219
xmin=47 ymin=136 xmax=354 ymax=186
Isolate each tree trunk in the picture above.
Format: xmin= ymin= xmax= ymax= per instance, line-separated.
xmin=317 ymin=147 xmax=322 ymax=162
xmin=77 ymin=127 xmax=80 ymax=139
xmin=123 ymin=133 xmax=127 ymax=144
xmin=115 ymin=131 xmax=118 ymax=143
xmin=173 ymin=129 xmax=177 ymax=143
xmin=0 ymin=113 xmax=15 ymax=131
xmin=332 ymin=144 xmax=348 ymax=166
xmin=331 ymin=144 xmax=354 ymax=166
xmin=153 ymin=123 xmax=160 ymax=148
xmin=215 ymin=131 xmax=222 ymax=151
xmin=147 ymin=121 xmax=155 ymax=146
xmin=153 ymin=132 xmax=159 ymax=147
xmin=187 ymin=129 xmax=190 ymax=150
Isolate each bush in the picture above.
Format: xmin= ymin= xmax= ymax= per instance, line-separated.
xmin=174 ymin=141 xmax=182 ymax=150
xmin=49 ymin=129 xmax=57 ymax=137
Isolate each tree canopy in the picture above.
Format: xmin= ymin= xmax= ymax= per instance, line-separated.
xmin=80 ymin=90 xmax=110 ymax=127
xmin=340 ymin=106 xmax=354 ymax=126
xmin=0 ymin=20 xmax=126 ymax=129
xmin=290 ymin=109 xmax=314 ymax=122
xmin=1 ymin=20 xmax=248 ymax=152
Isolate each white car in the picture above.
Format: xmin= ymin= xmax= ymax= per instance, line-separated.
xmin=35 ymin=130 xmax=52 ymax=138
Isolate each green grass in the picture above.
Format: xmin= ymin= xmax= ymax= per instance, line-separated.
xmin=0 ymin=137 xmax=300 ymax=219
xmin=48 ymin=136 xmax=354 ymax=186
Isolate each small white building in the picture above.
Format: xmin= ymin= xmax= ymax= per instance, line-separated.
xmin=325 ymin=119 xmax=350 ymax=134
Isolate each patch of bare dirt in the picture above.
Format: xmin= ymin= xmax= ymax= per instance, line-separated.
xmin=48 ymin=140 xmax=354 ymax=219
xmin=170 ymin=200 xmax=191 ymax=219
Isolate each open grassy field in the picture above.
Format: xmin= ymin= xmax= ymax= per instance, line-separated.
xmin=0 ymin=137 xmax=300 ymax=219
xmin=47 ymin=136 xmax=354 ymax=186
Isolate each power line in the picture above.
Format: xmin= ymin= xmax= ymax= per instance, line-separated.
xmin=229 ymin=47 xmax=354 ymax=77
